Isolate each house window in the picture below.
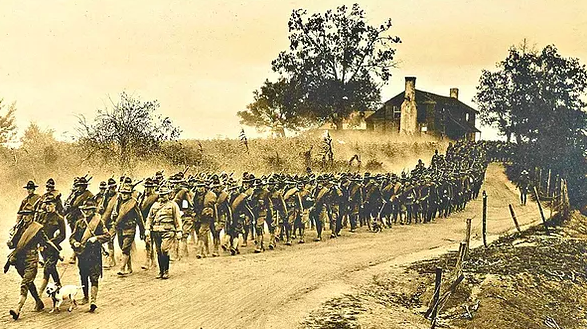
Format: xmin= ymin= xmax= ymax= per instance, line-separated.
xmin=465 ymin=113 xmax=470 ymax=121
xmin=393 ymin=106 xmax=401 ymax=119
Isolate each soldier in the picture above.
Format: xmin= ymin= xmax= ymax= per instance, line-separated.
xmin=248 ymin=179 xmax=273 ymax=252
xmin=70 ymin=199 xmax=110 ymax=312
xmin=99 ymin=177 xmax=119 ymax=268
xmin=296 ymin=178 xmax=313 ymax=243
xmin=146 ymin=185 xmax=183 ymax=279
xmin=17 ymin=181 xmax=41 ymax=223
xmin=64 ymin=176 xmax=94 ymax=264
xmin=282 ymin=180 xmax=303 ymax=245
xmin=170 ymin=174 xmax=193 ymax=260
xmin=324 ymin=178 xmax=343 ymax=238
xmin=111 ymin=185 xmax=145 ymax=276
xmin=345 ymin=175 xmax=363 ymax=232
xmin=212 ymin=177 xmax=231 ymax=255
xmin=93 ymin=181 xmax=108 ymax=211
xmin=5 ymin=205 xmax=54 ymax=320
xmin=240 ymin=173 xmax=255 ymax=247
xmin=312 ymin=176 xmax=330 ymax=241
xmin=193 ymin=180 xmax=216 ymax=258
xmin=228 ymin=185 xmax=253 ymax=255
xmin=37 ymin=195 xmax=66 ymax=297
xmin=267 ymin=177 xmax=287 ymax=249
xmin=138 ymin=178 xmax=158 ymax=269
xmin=34 ymin=178 xmax=65 ymax=220
xmin=518 ymin=170 xmax=530 ymax=206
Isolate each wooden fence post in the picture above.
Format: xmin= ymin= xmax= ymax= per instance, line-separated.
xmin=508 ymin=204 xmax=521 ymax=233
xmin=426 ymin=267 xmax=443 ymax=320
xmin=546 ymin=169 xmax=552 ymax=197
xmin=482 ymin=191 xmax=487 ymax=248
xmin=465 ymin=218 xmax=472 ymax=259
xmin=533 ymin=186 xmax=549 ymax=235
xmin=538 ymin=168 xmax=542 ymax=194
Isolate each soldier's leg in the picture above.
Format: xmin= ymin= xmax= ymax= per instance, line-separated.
xmin=254 ymin=217 xmax=265 ymax=252
xmin=242 ymin=216 xmax=250 ymax=247
xmin=118 ymin=233 xmax=133 ymax=275
xmin=152 ymin=232 xmax=164 ymax=278
xmin=142 ymin=235 xmax=154 ymax=270
xmin=314 ymin=208 xmax=326 ymax=241
xmin=105 ymin=234 xmax=116 ymax=268
xmin=88 ymin=265 xmax=101 ymax=312
xmin=267 ymin=215 xmax=276 ymax=250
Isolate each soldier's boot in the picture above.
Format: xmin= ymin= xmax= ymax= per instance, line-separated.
xmin=80 ymin=284 xmax=89 ymax=305
xmin=195 ymin=240 xmax=204 ymax=259
xmin=38 ymin=278 xmax=49 ymax=297
xmin=27 ymin=283 xmax=44 ymax=311
xmin=108 ymin=248 xmax=116 ymax=268
xmin=180 ymin=239 xmax=189 ymax=258
xmin=254 ymin=233 xmax=263 ymax=253
xmin=268 ymin=231 xmax=276 ymax=250
xmin=10 ymin=295 xmax=27 ymax=320
xmin=117 ymin=254 xmax=129 ymax=276
xmin=212 ymin=239 xmax=220 ymax=257
xmin=126 ymin=254 xmax=133 ymax=274
xmin=242 ymin=227 xmax=249 ymax=247
xmin=285 ymin=227 xmax=292 ymax=246
xmin=230 ymin=237 xmax=240 ymax=255
xmin=142 ymin=248 xmax=152 ymax=270
xmin=89 ymin=286 xmax=98 ymax=312
xmin=299 ymin=228 xmax=305 ymax=244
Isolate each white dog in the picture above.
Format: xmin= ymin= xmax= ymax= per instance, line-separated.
xmin=45 ymin=282 xmax=83 ymax=313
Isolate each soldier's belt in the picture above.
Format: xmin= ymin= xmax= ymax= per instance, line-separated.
xmin=151 ymin=224 xmax=174 ymax=231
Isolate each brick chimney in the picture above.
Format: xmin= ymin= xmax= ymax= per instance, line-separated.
xmin=400 ymin=77 xmax=418 ymax=134
xmin=450 ymin=88 xmax=459 ymax=99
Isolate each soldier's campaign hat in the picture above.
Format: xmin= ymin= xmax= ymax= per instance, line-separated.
xmin=23 ymin=180 xmax=38 ymax=189
xmin=75 ymin=177 xmax=89 ymax=186
xmin=252 ymin=179 xmax=264 ymax=187
xmin=124 ymin=177 xmax=133 ymax=185
xmin=98 ymin=181 xmax=107 ymax=189
xmin=156 ymin=185 xmax=173 ymax=195
xmin=120 ymin=185 xmax=133 ymax=194
xmin=143 ymin=178 xmax=156 ymax=188
xmin=79 ymin=199 xmax=98 ymax=210
xmin=168 ymin=174 xmax=184 ymax=184
xmin=46 ymin=178 xmax=56 ymax=188
xmin=107 ymin=178 xmax=117 ymax=187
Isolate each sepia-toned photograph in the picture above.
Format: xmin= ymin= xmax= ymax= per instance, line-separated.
xmin=0 ymin=1 xmax=586 ymax=328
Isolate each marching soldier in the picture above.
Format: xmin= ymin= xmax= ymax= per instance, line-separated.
xmin=111 ymin=185 xmax=145 ymax=276
xmin=70 ymin=199 xmax=110 ymax=312
xmin=99 ymin=178 xmax=119 ymax=268
xmin=64 ymin=176 xmax=94 ymax=264
xmin=212 ymin=178 xmax=231 ymax=255
xmin=93 ymin=181 xmax=108 ymax=211
xmin=193 ymin=179 xmax=217 ymax=258
xmin=6 ymin=204 xmax=55 ymax=320
xmin=248 ymin=179 xmax=273 ymax=252
xmin=139 ymin=178 xmax=158 ymax=269
xmin=37 ymin=195 xmax=66 ymax=298
xmin=268 ymin=177 xmax=287 ymax=249
xmin=17 ymin=181 xmax=41 ymax=223
xmin=282 ymin=180 xmax=303 ymax=245
xmin=228 ymin=185 xmax=253 ymax=255
xmin=518 ymin=170 xmax=530 ymax=206
xmin=145 ymin=185 xmax=183 ymax=279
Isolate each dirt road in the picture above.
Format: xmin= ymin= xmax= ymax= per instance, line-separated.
xmin=0 ymin=163 xmax=541 ymax=328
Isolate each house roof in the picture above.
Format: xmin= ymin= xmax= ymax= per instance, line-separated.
xmin=368 ymin=89 xmax=479 ymax=121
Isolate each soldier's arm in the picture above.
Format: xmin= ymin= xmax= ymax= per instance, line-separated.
xmin=95 ymin=221 xmax=111 ymax=244
xmin=135 ymin=205 xmax=145 ymax=235
xmin=145 ymin=203 xmax=158 ymax=230
xmin=53 ymin=215 xmax=67 ymax=245
xmin=69 ymin=221 xmax=80 ymax=246
xmin=172 ymin=203 xmax=183 ymax=232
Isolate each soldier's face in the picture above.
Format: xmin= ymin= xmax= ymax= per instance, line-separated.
xmin=46 ymin=203 xmax=56 ymax=213
xmin=27 ymin=188 xmax=35 ymax=195
xmin=121 ymin=193 xmax=131 ymax=201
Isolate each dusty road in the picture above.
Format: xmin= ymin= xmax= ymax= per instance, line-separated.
xmin=0 ymin=164 xmax=541 ymax=329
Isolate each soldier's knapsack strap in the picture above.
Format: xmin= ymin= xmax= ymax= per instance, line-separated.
xmin=81 ymin=215 xmax=102 ymax=244
xmin=15 ymin=221 xmax=43 ymax=252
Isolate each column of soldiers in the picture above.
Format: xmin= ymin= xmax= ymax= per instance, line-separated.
xmin=5 ymin=140 xmax=489 ymax=320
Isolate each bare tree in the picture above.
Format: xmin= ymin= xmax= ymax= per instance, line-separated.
xmin=0 ymin=99 xmax=17 ymax=145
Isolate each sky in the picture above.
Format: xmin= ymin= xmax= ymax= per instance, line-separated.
xmin=0 ymin=0 xmax=586 ymax=142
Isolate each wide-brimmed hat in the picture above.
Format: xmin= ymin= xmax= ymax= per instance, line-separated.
xmin=45 ymin=178 xmax=56 ymax=188
xmin=143 ymin=178 xmax=156 ymax=188
xmin=75 ymin=177 xmax=89 ymax=187
xmin=99 ymin=181 xmax=107 ymax=189
xmin=107 ymin=178 xmax=117 ymax=187
xmin=79 ymin=199 xmax=98 ymax=210
xmin=156 ymin=185 xmax=172 ymax=195
xmin=23 ymin=180 xmax=38 ymax=189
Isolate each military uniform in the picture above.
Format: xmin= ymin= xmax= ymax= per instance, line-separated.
xmin=146 ymin=187 xmax=182 ymax=279
xmin=248 ymin=180 xmax=273 ymax=252
xmin=37 ymin=196 xmax=66 ymax=296
xmin=139 ymin=178 xmax=159 ymax=269
xmin=70 ymin=199 xmax=110 ymax=312
xmin=16 ymin=181 xmax=41 ymax=223
xmin=6 ymin=207 xmax=51 ymax=320
xmin=111 ymin=186 xmax=145 ymax=275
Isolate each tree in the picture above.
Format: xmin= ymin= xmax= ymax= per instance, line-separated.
xmin=237 ymin=78 xmax=312 ymax=136
xmin=0 ymin=99 xmax=17 ymax=145
xmin=475 ymin=42 xmax=587 ymax=205
xmin=271 ymin=4 xmax=401 ymax=129
xmin=76 ymin=92 xmax=181 ymax=170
